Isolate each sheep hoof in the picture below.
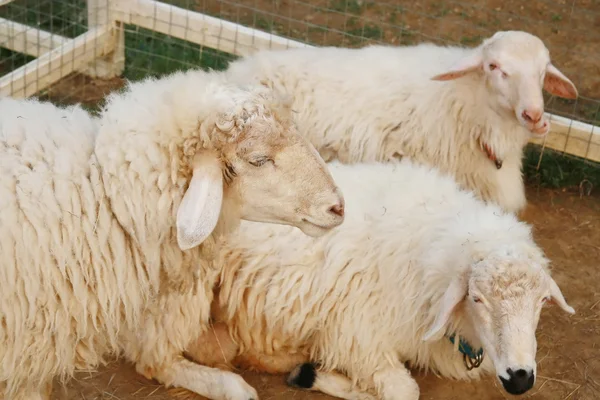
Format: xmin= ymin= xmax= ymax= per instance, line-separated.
xmin=220 ymin=371 xmax=258 ymax=400
xmin=287 ymin=362 xmax=317 ymax=389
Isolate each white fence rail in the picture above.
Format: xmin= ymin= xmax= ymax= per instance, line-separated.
xmin=0 ymin=26 xmax=115 ymax=98
xmin=0 ymin=0 xmax=598 ymax=162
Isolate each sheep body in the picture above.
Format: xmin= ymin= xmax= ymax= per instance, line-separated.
xmin=0 ymin=97 xmax=110 ymax=386
xmin=0 ymin=89 xmax=221 ymax=400
xmin=226 ymin=31 xmax=578 ymax=213
xmin=213 ymin=160 xmax=519 ymax=378
xmin=0 ymin=68 xmax=342 ymax=400
xmin=192 ymin=159 xmax=574 ymax=399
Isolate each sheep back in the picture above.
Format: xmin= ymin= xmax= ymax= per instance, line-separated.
xmin=0 ymin=98 xmax=118 ymax=395
xmin=226 ymin=44 xmax=530 ymax=213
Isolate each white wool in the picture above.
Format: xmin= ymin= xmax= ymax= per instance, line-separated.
xmin=0 ymin=87 xmax=232 ymax=400
xmin=226 ymin=31 xmax=577 ymax=214
xmin=0 ymin=98 xmax=109 ymax=399
xmin=0 ymin=68 xmax=341 ymax=400
xmin=204 ymin=160 xmax=573 ymax=399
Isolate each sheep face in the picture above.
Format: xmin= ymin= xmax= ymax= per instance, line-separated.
xmin=177 ymin=94 xmax=345 ymax=250
xmin=223 ymin=112 xmax=345 ymax=237
xmin=423 ymin=256 xmax=574 ymax=395
xmin=431 ymin=30 xmax=578 ymax=137
xmin=476 ymin=262 xmax=573 ymax=394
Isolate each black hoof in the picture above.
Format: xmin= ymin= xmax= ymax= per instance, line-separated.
xmin=287 ymin=363 xmax=317 ymax=389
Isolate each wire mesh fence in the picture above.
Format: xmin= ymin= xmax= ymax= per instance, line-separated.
xmin=0 ymin=0 xmax=85 ymax=88
xmin=0 ymin=0 xmax=598 ymax=188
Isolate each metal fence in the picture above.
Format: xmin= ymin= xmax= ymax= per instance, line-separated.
xmin=0 ymin=0 xmax=598 ymax=165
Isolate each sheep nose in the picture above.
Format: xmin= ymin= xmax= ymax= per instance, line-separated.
xmin=522 ymin=108 xmax=542 ymax=124
xmin=328 ymin=202 xmax=344 ymax=217
xmin=500 ymin=368 xmax=535 ymax=395
xmin=323 ymin=188 xmax=345 ymax=223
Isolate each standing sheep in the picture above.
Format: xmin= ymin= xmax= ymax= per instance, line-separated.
xmin=186 ymin=160 xmax=575 ymax=399
xmin=0 ymin=68 xmax=345 ymax=400
xmin=225 ymin=30 xmax=578 ymax=213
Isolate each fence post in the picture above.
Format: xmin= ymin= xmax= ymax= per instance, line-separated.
xmin=84 ymin=0 xmax=125 ymax=78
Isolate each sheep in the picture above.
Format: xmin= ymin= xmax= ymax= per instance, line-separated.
xmin=225 ymin=30 xmax=579 ymax=214
xmin=0 ymin=67 xmax=346 ymax=400
xmin=185 ymin=159 xmax=576 ymax=400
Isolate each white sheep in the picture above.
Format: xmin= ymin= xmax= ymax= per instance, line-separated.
xmin=0 ymin=68 xmax=345 ymax=400
xmin=225 ymin=30 xmax=579 ymax=214
xmin=186 ymin=159 xmax=575 ymax=400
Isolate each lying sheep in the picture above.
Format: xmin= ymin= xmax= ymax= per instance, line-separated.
xmin=0 ymin=69 xmax=345 ymax=400
xmin=225 ymin=30 xmax=578 ymax=214
xmin=186 ymin=160 xmax=575 ymax=399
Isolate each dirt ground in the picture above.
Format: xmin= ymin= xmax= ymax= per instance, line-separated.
xmin=50 ymin=184 xmax=600 ymax=400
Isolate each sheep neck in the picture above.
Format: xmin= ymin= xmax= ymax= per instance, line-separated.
xmin=479 ymin=137 xmax=503 ymax=169
xmin=447 ymin=333 xmax=485 ymax=370
xmin=444 ymin=72 xmax=528 ymax=169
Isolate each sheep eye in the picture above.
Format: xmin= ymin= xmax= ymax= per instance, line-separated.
xmin=472 ymin=296 xmax=482 ymax=303
xmin=249 ymin=157 xmax=272 ymax=167
xmin=488 ymin=63 xmax=508 ymax=78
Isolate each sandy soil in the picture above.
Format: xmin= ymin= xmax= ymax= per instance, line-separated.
xmin=52 ymin=184 xmax=600 ymax=400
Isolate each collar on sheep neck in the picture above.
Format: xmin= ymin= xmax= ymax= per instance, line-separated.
xmin=447 ymin=334 xmax=485 ymax=371
xmin=479 ymin=138 xmax=503 ymax=170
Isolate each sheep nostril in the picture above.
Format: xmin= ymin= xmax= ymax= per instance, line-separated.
xmin=515 ymin=369 xmax=528 ymax=379
xmin=523 ymin=109 xmax=543 ymax=124
xmin=329 ymin=203 xmax=344 ymax=217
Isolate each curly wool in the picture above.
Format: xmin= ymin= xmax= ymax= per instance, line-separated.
xmin=209 ymin=160 xmax=549 ymax=387
xmin=225 ymin=33 xmax=564 ymax=214
xmin=0 ymin=69 xmax=284 ymax=399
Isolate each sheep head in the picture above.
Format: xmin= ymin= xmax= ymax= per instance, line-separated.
xmin=177 ymin=88 xmax=345 ymax=250
xmin=423 ymin=254 xmax=574 ymax=396
xmin=431 ymin=30 xmax=578 ymax=137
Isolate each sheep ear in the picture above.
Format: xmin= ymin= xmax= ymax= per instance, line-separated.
xmin=547 ymin=275 xmax=575 ymax=315
xmin=422 ymin=275 xmax=467 ymax=341
xmin=431 ymin=52 xmax=483 ymax=81
xmin=544 ymin=64 xmax=578 ymax=99
xmin=176 ymin=151 xmax=223 ymax=251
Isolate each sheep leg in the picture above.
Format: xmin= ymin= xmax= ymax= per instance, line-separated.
xmin=233 ymin=350 xmax=310 ymax=375
xmin=372 ymin=365 xmax=420 ymax=400
xmin=185 ymin=322 xmax=239 ymax=370
xmin=148 ymin=356 xmax=259 ymax=400
xmin=185 ymin=322 xmax=310 ymax=375
xmin=287 ymin=363 xmax=376 ymax=400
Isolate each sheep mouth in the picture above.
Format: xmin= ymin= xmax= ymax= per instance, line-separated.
xmin=301 ymin=218 xmax=340 ymax=230
xmin=529 ymin=124 xmax=549 ymax=137
xmin=522 ymin=119 xmax=550 ymax=137
xmin=299 ymin=218 xmax=340 ymax=237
